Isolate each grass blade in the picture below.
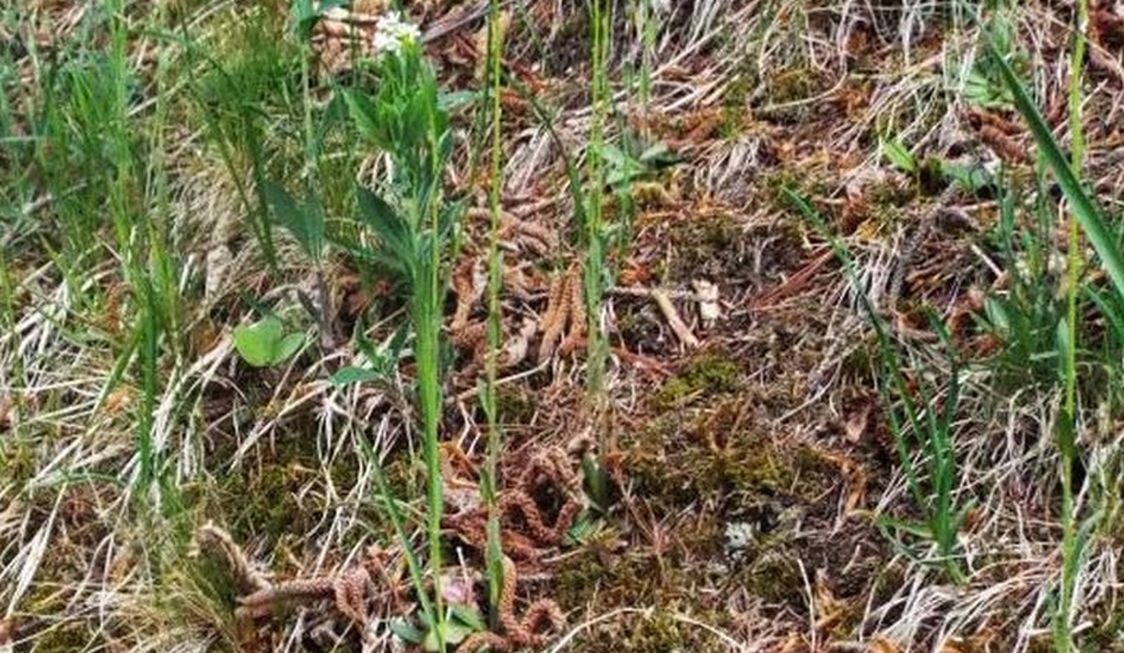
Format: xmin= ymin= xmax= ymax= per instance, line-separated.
xmin=986 ymin=33 xmax=1124 ymax=301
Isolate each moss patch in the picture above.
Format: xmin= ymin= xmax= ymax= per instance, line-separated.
xmin=201 ymin=424 xmax=365 ymax=559
xmin=651 ymin=352 xmax=742 ymax=410
xmin=659 ymin=213 xmax=745 ymax=282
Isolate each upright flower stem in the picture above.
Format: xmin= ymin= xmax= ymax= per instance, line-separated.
xmin=483 ymin=0 xmax=507 ymax=627
xmin=585 ymin=0 xmax=610 ymax=425
xmin=419 ymin=131 xmax=446 ymax=653
xmin=1057 ymin=1 xmax=1087 ymax=650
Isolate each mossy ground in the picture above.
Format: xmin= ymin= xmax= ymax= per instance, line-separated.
xmin=6 ymin=2 xmax=1124 ymax=651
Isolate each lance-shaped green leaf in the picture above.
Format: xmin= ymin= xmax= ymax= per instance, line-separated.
xmin=987 ymin=34 xmax=1124 ymax=301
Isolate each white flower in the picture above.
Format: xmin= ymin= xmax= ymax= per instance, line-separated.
xmin=372 ymin=11 xmax=420 ymax=54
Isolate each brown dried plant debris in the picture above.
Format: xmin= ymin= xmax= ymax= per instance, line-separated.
xmin=448 ymin=256 xmax=541 ymax=372
xmin=459 ymin=556 xmax=565 ymax=652
xmin=194 ymin=523 xmax=396 ymax=629
xmin=463 ymin=206 xmax=561 ymax=258
xmin=0 ymin=395 xmax=11 ymax=432
xmin=1092 ymin=6 xmax=1124 ymax=52
xmin=440 ymin=443 xmax=583 ymax=562
xmin=538 ymin=264 xmax=586 ymax=362
xmin=309 ymin=6 xmax=378 ymax=76
xmin=451 ymin=257 xmax=487 ymax=344
xmin=195 ymin=522 xmax=272 ymax=594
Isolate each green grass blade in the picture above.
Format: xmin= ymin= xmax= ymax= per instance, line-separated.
xmin=987 ymin=33 xmax=1124 ymax=301
xmin=355 ymin=431 xmax=437 ymax=627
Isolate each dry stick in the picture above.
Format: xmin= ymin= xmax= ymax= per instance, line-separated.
xmin=652 ymin=290 xmax=700 ymax=348
xmin=607 ymin=285 xmax=709 ymax=302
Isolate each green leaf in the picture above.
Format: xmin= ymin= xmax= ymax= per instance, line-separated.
xmin=984 ymin=296 xmax=1010 ymax=334
xmin=344 ymin=89 xmax=386 ymax=148
xmin=329 ymin=366 xmax=382 ymax=386
xmin=389 ymin=619 xmax=423 ymax=644
xmin=880 ymin=137 xmax=916 ymax=173
xmin=233 ymin=315 xmax=284 ymax=367
xmin=988 ymin=33 xmax=1124 ymax=302
xmin=233 ymin=315 xmax=304 ymax=367
xmin=356 ymin=187 xmax=411 ymax=255
xmin=451 ymin=604 xmax=487 ymax=631
xmin=581 ymin=453 xmax=611 ymax=513
xmin=291 ymin=0 xmax=319 ymax=40
xmin=876 ymin=514 xmax=934 ymax=539
xmin=422 ymin=619 xmax=476 ymax=651
xmin=564 ymin=512 xmax=600 ymax=546
xmin=275 ymin=332 xmax=306 ymax=362
xmin=352 ymin=188 xmax=414 ymax=284
xmin=263 ymin=180 xmax=324 ymax=260
xmin=438 ymin=90 xmax=478 ymax=112
xmin=1086 ymin=287 xmax=1124 ymax=346
xmin=940 ymin=161 xmax=992 ymax=193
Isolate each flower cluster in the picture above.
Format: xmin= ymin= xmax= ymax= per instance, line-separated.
xmin=372 ymin=11 xmax=420 ymax=55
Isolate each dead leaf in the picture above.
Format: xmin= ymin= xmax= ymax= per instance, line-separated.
xmin=503 ymin=317 xmax=538 ymax=367
xmin=204 ymin=245 xmax=232 ymax=302
xmin=844 ymin=400 xmax=872 ymax=443
xmin=103 ymin=387 xmax=134 ymax=416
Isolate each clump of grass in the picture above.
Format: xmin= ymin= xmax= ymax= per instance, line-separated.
xmin=785 ymin=190 xmax=968 ymax=583
xmin=183 ymin=6 xmax=294 ymax=271
xmin=984 ymin=14 xmax=1117 ymax=651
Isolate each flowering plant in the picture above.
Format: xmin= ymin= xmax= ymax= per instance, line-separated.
xmin=372 ymin=11 xmax=421 ymax=55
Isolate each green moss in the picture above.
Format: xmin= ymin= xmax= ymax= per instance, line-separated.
xmin=0 ymin=438 xmax=37 ymax=490
xmin=758 ymin=66 xmax=820 ymax=122
xmin=662 ymin=214 xmax=743 ymax=282
xmin=720 ymin=70 xmax=752 ymax=139
xmin=741 ymin=548 xmax=803 ymax=604
xmin=495 ymin=385 xmax=536 ymax=425
xmin=555 ymin=546 xmax=660 ymax=608
xmin=555 ymin=544 xmax=732 ymax=652
xmin=790 ymin=445 xmax=842 ymax=502
xmin=29 ymin=623 xmax=93 ymax=652
xmin=203 ymin=428 xmax=363 ymax=554
xmin=769 ymin=68 xmax=817 ymax=105
xmin=652 ymin=353 xmax=742 ymax=410
xmin=619 ymin=611 xmax=730 ymax=653
xmin=628 ymin=404 xmax=792 ymax=512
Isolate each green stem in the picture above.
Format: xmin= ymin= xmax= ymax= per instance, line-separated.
xmin=1057 ymin=2 xmax=1087 ymax=650
xmin=483 ymin=0 xmax=506 ymax=627
xmin=418 ymin=62 xmax=447 ymax=653
xmin=585 ymin=0 xmax=609 ymax=416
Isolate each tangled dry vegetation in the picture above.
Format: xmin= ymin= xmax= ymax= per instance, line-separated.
xmin=4 ymin=1 xmax=1124 ymax=652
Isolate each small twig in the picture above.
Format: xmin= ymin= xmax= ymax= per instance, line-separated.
xmin=652 ymin=290 xmax=700 ymax=348
xmin=608 ymin=285 xmax=708 ymax=303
